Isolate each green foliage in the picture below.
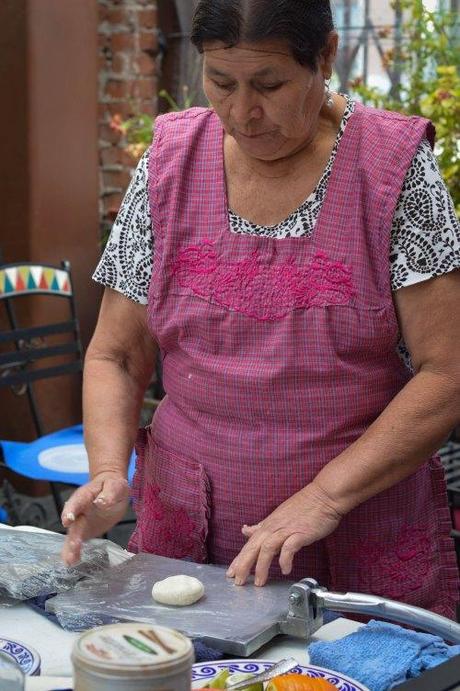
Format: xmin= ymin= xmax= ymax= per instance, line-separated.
xmin=118 ymin=112 xmax=153 ymax=151
xmin=350 ymin=0 xmax=459 ymax=215
xmin=421 ymin=66 xmax=460 ymax=213
xmin=159 ymin=85 xmax=195 ymax=112
xmin=111 ymin=86 xmax=197 ymax=160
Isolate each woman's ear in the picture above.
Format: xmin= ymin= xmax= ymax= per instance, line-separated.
xmin=320 ymin=30 xmax=339 ymax=79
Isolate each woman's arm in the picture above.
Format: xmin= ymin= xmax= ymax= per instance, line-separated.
xmin=228 ymin=270 xmax=460 ymax=586
xmin=83 ymin=288 xmax=156 ymax=479
xmin=313 ymin=269 xmax=460 ymax=511
xmin=62 ymin=288 xmax=157 ymax=564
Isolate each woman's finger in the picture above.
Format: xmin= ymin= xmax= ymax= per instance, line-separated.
xmin=61 ymin=541 xmax=81 ymax=567
xmin=241 ymin=522 xmax=262 ymax=537
xmin=228 ymin=534 xmax=267 ymax=585
xmin=62 ymin=502 xmax=117 ymax=565
xmin=254 ymin=532 xmax=287 ymax=586
xmin=61 ymin=510 xmax=76 ymax=527
xmin=62 ymin=515 xmax=89 ymax=565
xmin=62 ymin=477 xmax=128 ymax=527
xmin=278 ymin=533 xmax=307 ymax=575
xmin=61 ymin=480 xmax=104 ymax=526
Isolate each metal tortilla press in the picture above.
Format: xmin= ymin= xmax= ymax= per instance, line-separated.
xmin=44 ymin=553 xmax=460 ymax=656
xmin=281 ymin=578 xmax=460 ymax=645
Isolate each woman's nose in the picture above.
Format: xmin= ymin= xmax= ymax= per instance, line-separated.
xmin=230 ymin=89 xmax=263 ymax=124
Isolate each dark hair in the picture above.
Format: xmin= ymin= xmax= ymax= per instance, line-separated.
xmin=191 ymin=0 xmax=334 ymax=72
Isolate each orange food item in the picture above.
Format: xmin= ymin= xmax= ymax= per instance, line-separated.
xmin=266 ymin=674 xmax=337 ymax=691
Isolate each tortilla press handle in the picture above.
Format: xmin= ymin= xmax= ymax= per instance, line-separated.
xmin=279 ymin=578 xmax=460 ymax=644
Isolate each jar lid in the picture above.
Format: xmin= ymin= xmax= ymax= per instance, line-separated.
xmin=73 ymin=623 xmax=193 ymax=672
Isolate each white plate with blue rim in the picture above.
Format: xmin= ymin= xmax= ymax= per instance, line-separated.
xmin=0 ymin=637 xmax=41 ymax=676
xmin=192 ymin=659 xmax=369 ymax=691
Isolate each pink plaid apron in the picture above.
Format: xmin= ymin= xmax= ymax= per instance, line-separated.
xmin=129 ymin=103 xmax=459 ymax=617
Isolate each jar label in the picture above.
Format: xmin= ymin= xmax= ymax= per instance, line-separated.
xmin=78 ymin=625 xmax=190 ymax=667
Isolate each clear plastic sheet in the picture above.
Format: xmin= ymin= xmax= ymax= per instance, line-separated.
xmin=0 ymin=528 xmax=128 ymax=600
xmin=46 ymin=553 xmax=293 ymax=653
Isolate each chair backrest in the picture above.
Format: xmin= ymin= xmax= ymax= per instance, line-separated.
xmin=0 ymin=260 xmax=83 ymax=437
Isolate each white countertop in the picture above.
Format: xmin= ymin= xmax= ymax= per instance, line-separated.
xmin=0 ymin=524 xmax=361 ymax=690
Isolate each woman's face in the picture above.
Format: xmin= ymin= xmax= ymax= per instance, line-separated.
xmin=203 ymin=37 xmax=336 ymax=161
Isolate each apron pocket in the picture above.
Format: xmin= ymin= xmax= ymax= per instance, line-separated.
xmin=129 ymin=427 xmax=211 ymax=563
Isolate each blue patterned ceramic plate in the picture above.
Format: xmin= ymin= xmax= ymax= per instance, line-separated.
xmin=192 ymin=659 xmax=369 ymax=691
xmin=0 ymin=637 xmax=41 ymax=676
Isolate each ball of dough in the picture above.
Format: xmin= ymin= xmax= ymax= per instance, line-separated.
xmin=152 ymin=575 xmax=205 ymax=606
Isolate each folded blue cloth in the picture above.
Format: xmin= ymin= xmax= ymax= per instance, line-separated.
xmin=308 ymin=619 xmax=460 ymax=691
xmin=193 ymin=639 xmax=225 ymax=662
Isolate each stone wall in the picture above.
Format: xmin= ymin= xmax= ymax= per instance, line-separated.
xmin=97 ymin=0 xmax=159 ymax=238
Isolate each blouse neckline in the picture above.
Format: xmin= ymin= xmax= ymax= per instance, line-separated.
xmin=228 ymin=95 xmax=356 ymax=231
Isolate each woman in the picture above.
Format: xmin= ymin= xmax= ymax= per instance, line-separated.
xmin=63 ymin=0 xmax=460 ymax=617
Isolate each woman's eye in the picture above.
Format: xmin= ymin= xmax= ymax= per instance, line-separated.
xmin=260 ymin=83 xmax=283 ymax=92
xmin=214 ymin=82 xmax=234 ymax=91
xmin=210 ymin=80 xmax=283 ymax=92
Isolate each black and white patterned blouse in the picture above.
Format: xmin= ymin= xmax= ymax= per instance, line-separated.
xmin=94 ymin=98 xmax=460 ymax=307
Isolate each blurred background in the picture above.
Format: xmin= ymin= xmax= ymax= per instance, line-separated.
xmin=0 ymin=0 xmax=458 ymax=535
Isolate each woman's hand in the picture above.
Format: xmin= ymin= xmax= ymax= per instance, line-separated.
xmin=226 ymin=482 xmax=343 ymax=587
xmin=61 ymin=471 xmax=129 ymax=566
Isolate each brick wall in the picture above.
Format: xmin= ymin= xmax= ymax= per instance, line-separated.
xmin=98 ymin=0 xmax=159 ymax=240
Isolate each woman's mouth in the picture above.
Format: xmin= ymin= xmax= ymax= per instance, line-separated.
xmin=237 ymin=131 xmax=274 ymax=139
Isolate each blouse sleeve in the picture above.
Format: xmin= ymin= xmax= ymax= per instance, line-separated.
xmin=390 ymin=138 xmax=460 ymax=291
xmin=92 ymin=147 xmax=153 ymax=305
